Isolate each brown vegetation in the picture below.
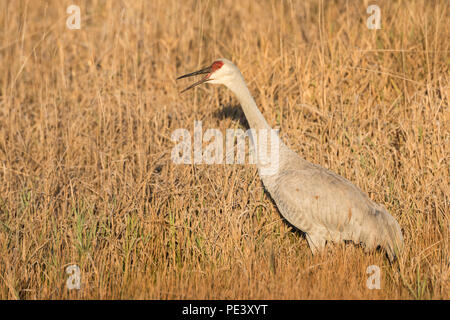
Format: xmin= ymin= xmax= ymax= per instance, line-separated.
xmin=0 ymin=0 xmax=448 ymax=299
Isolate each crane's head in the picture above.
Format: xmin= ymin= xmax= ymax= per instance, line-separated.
xmin=177 ymin=58 xmax=240 ymax=93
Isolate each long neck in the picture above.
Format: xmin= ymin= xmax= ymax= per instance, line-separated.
xmin=227 ymin=76 xmax=271 ymax=130
xmin=226 ymin=75 xmax=287 ymax=179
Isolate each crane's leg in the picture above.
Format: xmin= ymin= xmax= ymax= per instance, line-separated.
xmin=306 ymin=232 xmax=326 ymax=255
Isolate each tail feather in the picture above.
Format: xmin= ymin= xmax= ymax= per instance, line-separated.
xmin=376 ymin=208 xmax=404 ymax=261
xmin=357 ymin=206 xmax=404 ymax=261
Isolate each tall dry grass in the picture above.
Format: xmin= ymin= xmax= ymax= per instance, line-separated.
xmin=0 ymin=0 xmax=448 ymax=299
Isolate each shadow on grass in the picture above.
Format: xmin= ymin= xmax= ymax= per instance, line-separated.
xmin=213 ymin=103 xmax=249 ymax=129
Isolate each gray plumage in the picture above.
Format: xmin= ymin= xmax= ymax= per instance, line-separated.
xmin=177 ymin=58 xmax=404 ymax=260
xmin=261 ymin=142 xmax=403 ymax=260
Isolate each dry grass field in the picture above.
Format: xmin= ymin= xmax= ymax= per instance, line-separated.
xmin=0 ymin=0 xmax=448 ymax=299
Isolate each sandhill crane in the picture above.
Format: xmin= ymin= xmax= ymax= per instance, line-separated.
xmin=177 ymin=58 xmax=404 ymax=260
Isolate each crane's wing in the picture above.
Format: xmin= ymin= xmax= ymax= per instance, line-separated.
xmin=267 ymin=161 xmax=403 ymax=260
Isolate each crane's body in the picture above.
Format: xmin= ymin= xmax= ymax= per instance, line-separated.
xmin=177 ymin=58 xmax=404 ymax=260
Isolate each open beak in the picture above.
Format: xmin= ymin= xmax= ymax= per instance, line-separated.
xmin=176 ymin=65 xmax=212 ymax=93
